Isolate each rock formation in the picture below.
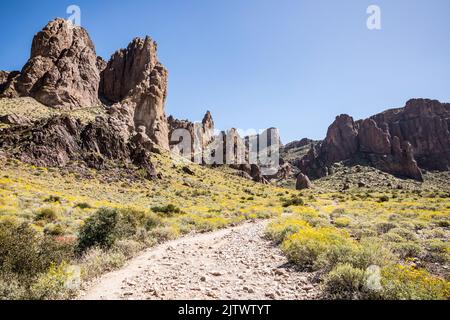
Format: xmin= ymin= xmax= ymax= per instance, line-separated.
xmin=0 ymin=18 xmax=171 ymax=151
xmin=1 ymin=19 xmax=102 ymax=109
xmin=100 ymin=36 xmax=169 ymax=149
xmin=298 ymin=99 xmax=450 ymax=181
xmin=168 ymin=111 xmax=215 ymax=162
xmin=296 ymin=173 xmax=312 ymax=190
xmin=0 ymin=114 xmax=157 ymax=179
xmin=0 ymin=18 xmax=175 ymax=176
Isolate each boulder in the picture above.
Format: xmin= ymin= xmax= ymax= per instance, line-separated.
xmin=296 ymin=173 xmax=312 ymax=190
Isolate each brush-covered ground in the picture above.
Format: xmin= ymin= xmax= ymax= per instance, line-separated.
xmin=1 ymin=153 xmax=448 ymax=300
xmin=268 ymin=165 xmax=450 ymax=300
xmin=0 ymin=151 xmax=289 ymax=299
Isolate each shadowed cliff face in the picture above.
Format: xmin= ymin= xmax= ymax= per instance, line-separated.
xmin=298 ymin=99 xmax=450 ymax=181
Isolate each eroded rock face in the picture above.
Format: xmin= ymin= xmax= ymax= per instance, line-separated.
xmin=0 ymin=71 xmax=9 ymax=87
xmin=0 ymin=114 xmax=157 ymax=178
xmin=3 ymin=19 xmax=102 ymax=109
xmin=100 ymin=37 xmax=169 ymax=149
xmin=0 ymin=71 xmax=20 ymax=98
xmin=299 ymin=99 xmax=450 ymax=181
xmin=322 ymin=114 xmax=359 ymax=164
xmin=168 ymin=111 xmax=215 ymax=162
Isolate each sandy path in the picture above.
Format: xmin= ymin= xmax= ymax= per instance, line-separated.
xmin=79 ymin=220 xmax=320 ymax=300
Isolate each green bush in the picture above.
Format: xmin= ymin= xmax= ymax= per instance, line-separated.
xmin=151 ymin=204 xmax=182 ymax=215
xmin=77 ymin=208 xmax=120 ymax=253
xmin=79 ymin=247 xmax=126 ymax=281
xmin=375 ymin=221 xmax=397 ymax=234
xmin=324 ymin=264 xmax=368 ymax=300
xmin=0 ymin=221 xmax=73 ymax=281
xmin=315 ymin=239 xmax=394 ymax=272
xmin=35 ymin=207 xmax=58 ymax=221
xmin=390 ymin=242 xmax=422 ymax=259
xmin=281 ymin=196 xmax=305 ymax=208
xmin=74 ymin=202 xmax=92 ymax=209
xmin=423 ymin=239 xmax=449 ymax=264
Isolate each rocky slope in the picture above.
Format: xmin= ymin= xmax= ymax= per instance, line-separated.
xmin=297 ymin=99 xmax=450 ymax=181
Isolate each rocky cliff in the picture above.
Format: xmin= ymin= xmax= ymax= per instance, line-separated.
xmin=298 ymin=99 xmax=450 ymax=181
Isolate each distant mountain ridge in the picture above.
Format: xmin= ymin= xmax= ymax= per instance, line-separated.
xmin=296 ymin=99 xmax=450 ymax=181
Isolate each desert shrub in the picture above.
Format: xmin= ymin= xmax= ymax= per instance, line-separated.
xmin=0 ymin=220 xmax=73 ymax=282
xmin=35 ymin=207 xmax=58 ymax=221
xmin=380 ymin=265 xmax=450 ymax=300
xmin=315 ymin=238 xmax=394 ymax=272
xmin=44 ymin=223 xmax=65 ymax=236
xmin=281 ymin=227 xmax=353 ymax=270
xmin=0 ymin=275 xmax=26 ymax=300
xmin=151 ymin=204 xmax=182 ymax=215
xmin=381 ymin=232 xmax=405 ymax=243
xmin=388 ymin=227 xmax=417 ymax=241
xmin=334 ymin=217 xmax=351 ymax=228
xmin=390 ymin=242 xmax=422 ymax=259
xmin=375 ymin=221 xmax=397 ymax=234
xmin=148 ymin=226 xmax=180 ymax=243
xmin=281 ymin=196 xmax=305 ymax=208
xmin=29 ymin=262 xmax=77 ymax=300
xmin=79 ymin=247 xmax=126 ymax=281
xmin=266 ymin=218 xmax=309 ymax=244
xmin=115 ymin=208 xmax=147 ymax=239
xmin=423 ymin=239 xmax=449 ymax=264
xmin=351 ymin=239 xmax=395 ymax=270
xmin=314 ymin=242 xmax=360 ymax=272
xmin=378 ymin=196 xmax=389 ymax=203
xmin=77 ymin=208 xmax=119 ymax=253
xmin=44 ymin=195 xmax=62 ymax=203
xmin=352 ymin=227 xmax=377 ymax=239
xmin=143 ymin=212 xmax=164 ymax=230
xmin=324 ymin=263 xmax=367 ymax=300
xmin=74 ymin=202 xmax=92 ymax=209
xmin=112 ymin=239 xmax=145 ymax=259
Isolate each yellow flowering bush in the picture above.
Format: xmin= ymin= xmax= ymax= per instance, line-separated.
xmin=281 ymin=226 xmax=353 ymax=270
xmin=380 ymin=265 xmax=450 ymax=300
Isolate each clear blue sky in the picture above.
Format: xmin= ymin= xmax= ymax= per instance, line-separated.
xmin=1 ymin=0 xmax=449 ymax=142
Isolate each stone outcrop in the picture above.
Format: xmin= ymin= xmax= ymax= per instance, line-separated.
xmin=168 ymin=111 xmax=215 ymax=162
xmin=0 ymin=114 xmax=157 ymax=179
xmin=298 ymin=99 xmax=450 ymax=181
xmin=0 ymin=71 xmax=9 ymax=87
xmin=296 ymin=173 xmax=312 ymax=190
xmin=100 ymin=36 xmax=169 ymax=149
xmin=1 ymin=19 xmax=102 ymax=109
xmin=282 ymin=138 xmax=314 ymax=152
xmin=0 ymin=71 xmax=20 ymax=98
xmin=0 ymin=19 xmax=171 ymax=150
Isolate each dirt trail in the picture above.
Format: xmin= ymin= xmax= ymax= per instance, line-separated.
xmin=79 ymin=221 xmax=320 ymax=300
